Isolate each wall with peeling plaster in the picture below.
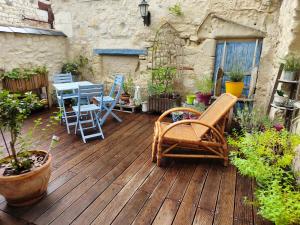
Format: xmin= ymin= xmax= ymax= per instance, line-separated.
xmin=52 ymin=0 xmax=299 ymax=110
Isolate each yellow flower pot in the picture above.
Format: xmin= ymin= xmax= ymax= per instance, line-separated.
xmin=225 ymin=81 xmax=244 ymax=97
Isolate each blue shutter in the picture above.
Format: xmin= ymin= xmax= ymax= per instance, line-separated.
xmin=214 ymin=39 xmax=263 ymax=97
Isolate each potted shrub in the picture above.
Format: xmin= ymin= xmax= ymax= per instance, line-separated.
xmin=62 ymin=55 xmax=94 ymax=81
xmin=282 ymin=54 xmax=300 ymax=81
xmin=274 ymin=90 xmax=287 ymax=106
xmin=225 ymin=67 xmax=245 ymax=97
xmin=195 ymin=74 xmax=213 ymax=106
xmin=121 ymin=75 xmax=134 ymax=104
xmin=1 ymin=66 xmax=48 ymax=93
xmin=0 ymin=91 xmax=59 ymax=206
xmin=148 ymin=66 xmax=181 ymax=113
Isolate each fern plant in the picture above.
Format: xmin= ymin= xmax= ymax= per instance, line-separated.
xmin=168 ymin=3 xmax=183 ymax=16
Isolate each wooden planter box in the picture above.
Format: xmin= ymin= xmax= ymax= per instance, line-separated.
xmin=2 ymin=73 xmax=48 ymax=92
xmin=148 ymin=94 xmax=181 ymax=113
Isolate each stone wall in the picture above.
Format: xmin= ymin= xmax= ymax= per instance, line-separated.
xmin=52 ymin=0 xmax=287 ymax=105
xmin=0 ymin=0 xmax=50 ymax=28
xmin=0 ymin=32 xmax=68 ymax=97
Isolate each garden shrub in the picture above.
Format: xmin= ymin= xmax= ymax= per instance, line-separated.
xmin=229 ymin=128 xmax=300 ymax=225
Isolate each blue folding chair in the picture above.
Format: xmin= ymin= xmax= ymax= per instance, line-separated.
xmin=94 ymin=74 xmax=124 ymax=125
xmin=53 ymin=73 xmax=78 ymax=134
xmin=72 ymin=84 xmax=104 ymax=143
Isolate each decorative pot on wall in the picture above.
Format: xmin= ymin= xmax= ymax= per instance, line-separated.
xmin=225 ymin=81 xmax=244 ymax=97
xmin=0 ymin=150 xmax=52 ymax=207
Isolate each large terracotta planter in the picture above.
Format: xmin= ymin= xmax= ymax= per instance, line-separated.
xmin=0 ymin=150 xmax=52 ymax=207
xmin=225 ymin=81 xmax=244 ymax=97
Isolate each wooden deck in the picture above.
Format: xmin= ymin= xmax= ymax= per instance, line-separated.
xmin=0 ymin=110 xmax=273 ymax=225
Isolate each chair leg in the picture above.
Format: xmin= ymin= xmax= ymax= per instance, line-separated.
xmin=101 ymin=103 xmax=122 ymax=125
xmin=79 ymin=121 xmax=86 ymax=143
xmin=95 ymin=111 xmax=105 ymax=139
xmin=152 ymin=125 xmax=158 ymax=163
xmin=157 ymin=140 xmax=163 ymax=167
xmin=223 ymin=157 xmax=229 ymax=167
xmin=223 ymin=143 xmax=229 ymax=167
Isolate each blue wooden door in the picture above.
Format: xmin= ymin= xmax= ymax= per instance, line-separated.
xmin=213 ymin=39 xmax=263 ymax=97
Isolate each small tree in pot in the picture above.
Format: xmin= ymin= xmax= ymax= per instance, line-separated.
xmin=0 ymin=90 xmax=59 ymax=206
xmin=195 ymin=74 xmax=213 ymax=106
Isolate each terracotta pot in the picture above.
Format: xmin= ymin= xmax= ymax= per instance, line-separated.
xmin=196 ymin=92 xmax=212 ymax=106
xmin=120 ymin=94 xmax=130 ymax=103
xmin=0 ymin=150 xmax=52 ymax=207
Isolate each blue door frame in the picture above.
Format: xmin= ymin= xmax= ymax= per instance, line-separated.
xmin=213 ymin=39 xmax=263 ymax=109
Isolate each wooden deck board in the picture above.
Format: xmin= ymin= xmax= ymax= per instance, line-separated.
xmin=0 ymin=110 xmax=273 ymax=225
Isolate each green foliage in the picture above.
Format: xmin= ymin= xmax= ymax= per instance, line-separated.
xmin=168 ymin=3 xmax=183 ymax=16
xmin=234 ymin=106 xmax=282 ymax=133
xmin=62 ymin=62 xmax=79 ymax=76
xmin=229 ymin=129 xmax=300 ymax=225
xmin=228 ymin=66 xmax=245 ymax=82
xmin=62 ymin=55 xmax=93 ymax=77
xmin=148 ymin=66 xmax=177 ymax=95
xmin=0 ymin=66 xmax=48 ymax=80
xmin=0 ymin=90 xmax=60 ymax=174
xmin=123 ymin=74 xmax=135 ymax=96
xmin=194 ymin=74 xmax=213 ymax=94
xmin=282 ymin=54 xmax=300 ymax=72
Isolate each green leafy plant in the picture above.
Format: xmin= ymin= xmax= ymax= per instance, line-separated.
xmin=0 ymin=66 xmax=48 ymax=80
xmin=282 ymin=54 xmax=300 ymax=72
xmin=62 ymin=55 xmax=94 ymax=78
xmin=148 ymin=66 xmax=177 ymax=96
xmin=228 ymin=66 xmax=245 ymax=82
xmin=123 ymin=74 xmax=135 ymax=96
xmin=229 ymin=129 xmax=300 ymax=225
xmin=234 ymin=106 xmax=283 ymax=133
xmin=168 ymin=3 xmax=183 ymax=16
xmin=194 ymin=74 xmax=213 ymax=94
xmin=0 ymin=90 xmax=60 ymax=175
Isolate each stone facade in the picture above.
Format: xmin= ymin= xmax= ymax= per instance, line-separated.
xmin=0 ymin=32 xmax=68 ymax=97
xmin=51 ymin=0 xmax=300 ymax=109
xmin=0 ymin=0 xmax=50 ymax=28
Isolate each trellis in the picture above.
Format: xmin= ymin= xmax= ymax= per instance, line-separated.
xmin=151 ymin=22 xmax=184 ymax=74
xmin=148 ymin=23 xmax=184 ymax=113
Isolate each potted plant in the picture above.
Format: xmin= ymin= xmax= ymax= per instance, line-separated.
xmin=274 ymin=90 xmax=287 ymax=106
xmin=0 ymin=91 xmax=59 ymax=206
xmin=225 ymin=67 xmax=245 ymax=97
xmin=282 ymin=54 xmax=300 ymax=81
xmin=195 ymin=75 xmax=213 ymax=106
xmin=148 ymin=66 xmax=181 ymax=113
xmin=186 ymin=94 xmax=196 ymax=105
xmin=62 ymin=55 xmax=94 ymax=81
xmin=121 ymin=75 xmax=134 ymax=104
